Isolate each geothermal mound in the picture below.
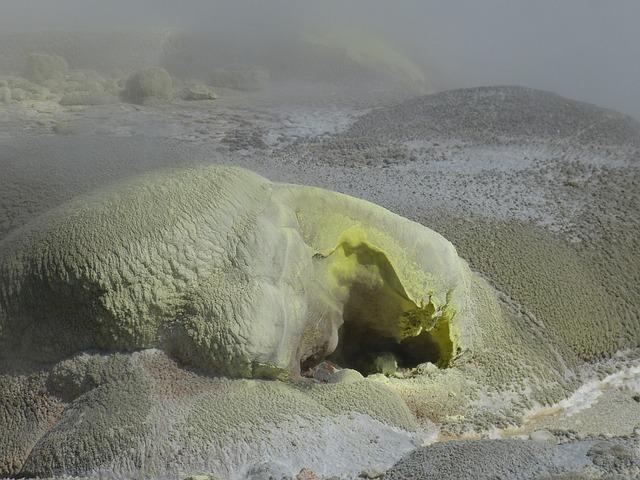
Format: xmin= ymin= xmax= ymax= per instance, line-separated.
xmin=1 ymin=82 xmax=639 ymax=478
xmin=347 ymin=86 xmax=640 ymax=146
xmin=0 ymin=165 xmax=474 ymax=378
xmin=0 ymin=166 xmax=491 ymax=478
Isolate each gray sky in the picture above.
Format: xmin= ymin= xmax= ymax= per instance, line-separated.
xmin=2 ymin=0 xmax=639 ymax=118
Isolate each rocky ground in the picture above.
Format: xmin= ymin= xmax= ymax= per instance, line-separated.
xmin=1 ymin=60 xmax=640 ymax=479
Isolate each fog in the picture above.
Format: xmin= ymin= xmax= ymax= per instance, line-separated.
xmin=1 ymin=0 xmax=639 ymax=118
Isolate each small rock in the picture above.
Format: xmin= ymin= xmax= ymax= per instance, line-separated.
xmin=413 ymin=362 xmax=438 ymax=375
xmin=359 ymin=468 xmax=385 ymax=479
xmin=310 ymin=361 xmax=339 ymax=382
xmin=181 ymin=84 xmax=218 ymax=101
xmin=122 ymin=67 xmax=173 ymax=104
xmin=373 ymin=352 xmax=397 ymax=376
xmin=296 ymin=468 xmax=318 ymax=480
xmin=183 ymin=475 xmax=219 ymax=480
xmin=245 ymin=461 xmax=291 ymax=479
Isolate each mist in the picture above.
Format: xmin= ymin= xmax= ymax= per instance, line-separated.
xmin=1 ymin=0 xmax=639 ymax=118
xmin=3 ymin=2 xmax=640 ymax=478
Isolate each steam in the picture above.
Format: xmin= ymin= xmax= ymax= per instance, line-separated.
xmin=1 ymin=0 xmax=639 ymax=118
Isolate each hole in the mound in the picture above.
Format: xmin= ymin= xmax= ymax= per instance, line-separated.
xmin=327 ymin=319 xmax=446 ymax=376
xmin=325 ymin=283 xmax=453 ymax=375
xmin=304 ymin=237 xmax=454 ymax=376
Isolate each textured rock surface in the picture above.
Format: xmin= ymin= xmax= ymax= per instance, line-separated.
xmin=1 ymin=83 xmax=639 ymax=479
xmin=0 ymin=165 xmax=473 ymax=379
xmin=0 ymin=374 xmax=64 ymax=476
xmin=9 ymin=350 xmax=423 ymax=479
xmin=343 ymin=85 xmax=640 ymax=147
xmin=385 ymin=438 xmax=640 ymax=479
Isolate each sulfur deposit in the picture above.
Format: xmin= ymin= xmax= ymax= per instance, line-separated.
xmin=0 ymin=164 xmax=574 ymax=478
xmin=0 ymin=165 xmax=473 ymax=379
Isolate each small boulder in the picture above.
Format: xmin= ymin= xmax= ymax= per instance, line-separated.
xmin=359 ymin=468 xmax=385 ymax=479
xmin=373 ymin=353 xmax=397 ymax=376
xmin=245 ymin=461 xmax=291 ymax=480
xmin=310 ymin=361 xmax=339 ymax=382
xmin=296 ymin=468 xmax=319 ymax=480
xmin=413 ymin=362 xmax=438 ymax=375
xmin=180 ymin=84 xmax=217 ymax=101
xmin=122 ymin=67 xmax=173 ymax=104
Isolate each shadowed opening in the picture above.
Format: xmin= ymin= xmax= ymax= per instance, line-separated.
xmin=306 ymin=239 xmax=454 ymax=376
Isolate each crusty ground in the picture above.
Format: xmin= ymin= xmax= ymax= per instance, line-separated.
xmin=1 ymin=84 xmax=639 ymax=479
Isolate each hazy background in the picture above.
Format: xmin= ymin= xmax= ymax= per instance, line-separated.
xmin=2 ymin=0 xmax=639 ymax=118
